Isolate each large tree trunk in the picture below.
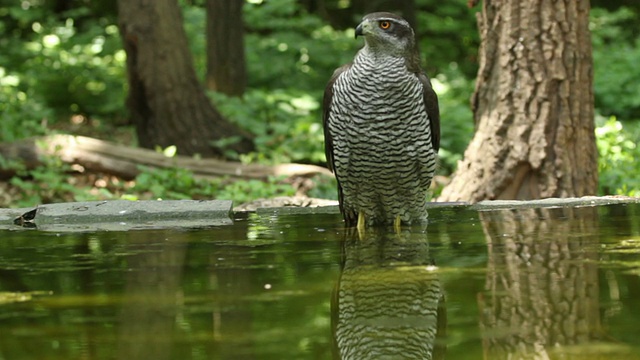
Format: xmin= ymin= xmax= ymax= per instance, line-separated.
xmin=118 ymin=0 xmax=254 ymax=157
xmin=439 ymin=0 xmax=597 ymax=202
xmin=206 ymin=0 xmax=246 ymax=97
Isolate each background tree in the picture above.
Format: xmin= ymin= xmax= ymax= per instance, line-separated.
xmin=438 ymin=0 xmax=598 ymax=202
xmin=206 ymin=0 xmax=246 ymax=97
xmin=118 ymin=0 xmax=254 ymax=157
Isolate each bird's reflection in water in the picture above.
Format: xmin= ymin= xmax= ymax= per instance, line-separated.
xmin=332 ymin=226 xmax=447 ymax=360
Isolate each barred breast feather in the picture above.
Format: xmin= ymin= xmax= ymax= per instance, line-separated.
xmin=324 ymin=46 xmax=439 ymax=226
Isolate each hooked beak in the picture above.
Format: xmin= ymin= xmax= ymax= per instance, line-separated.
xmin=355 ymin=23 xmax=364 ymax=38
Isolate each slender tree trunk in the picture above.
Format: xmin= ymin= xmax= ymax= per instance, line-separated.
xmin=118 ymin=0 xmax=254 ymax=157
xmin=206 ymin=0 xmax=247 ymax=97
xmin=439 ymin=0 xmax=597 ymax=202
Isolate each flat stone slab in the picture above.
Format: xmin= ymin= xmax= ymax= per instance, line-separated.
xmin=253 ymin=196 xmax=640 ymax=217
xmin=256 ymin=204 xmax=341 ymax=216
xmin=471 ymin=196 xmax=640 ymax=210
xmin=2 ymin=196 xmax=638 ymax=233
xmin=3 ymin=200 xmax=233 ymax=232
xmin=254 ymin=200 xmax=470 ymax=216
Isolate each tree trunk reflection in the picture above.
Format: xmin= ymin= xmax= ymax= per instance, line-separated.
xmin=479 ymin=207 xmax=600 ymax=359
xmin=117 ymin=231 xmax=188 ymax=360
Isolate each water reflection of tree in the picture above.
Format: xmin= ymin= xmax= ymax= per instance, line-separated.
xmin=479 ymin=207 xmax=600 ymax=358
xmin=117 ymin=230 xmax=188 ymax=360
xmin=332 ymin=228 xmax=447 ymax=360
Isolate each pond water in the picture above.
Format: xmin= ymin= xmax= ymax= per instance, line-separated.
xmin=1 ymin=203 xmax=640 ymax=359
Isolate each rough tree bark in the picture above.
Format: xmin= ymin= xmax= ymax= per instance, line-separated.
xmin=118 ymin=0 xmax=254 ymax=157
xmin=439 ymin=0 xmax=598 ymax=202
xmin=206 ymin=0 xmax=246 ymax=96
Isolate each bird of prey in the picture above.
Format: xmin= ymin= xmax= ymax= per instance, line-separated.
xmin=323 ymin=12 xmax=440 ymax=232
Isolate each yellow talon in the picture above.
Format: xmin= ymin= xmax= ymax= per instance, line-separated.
xmin=393 ymin=214 xmax=402 ymax=234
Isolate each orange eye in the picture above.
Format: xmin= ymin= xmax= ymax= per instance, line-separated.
xmin=379 ymin=21 xmax=391 ymax=30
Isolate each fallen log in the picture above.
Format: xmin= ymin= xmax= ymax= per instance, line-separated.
xmin=0 ymin=134 xmax=333 ymax=180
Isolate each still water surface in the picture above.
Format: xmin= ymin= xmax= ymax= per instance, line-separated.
xmin=1 ymin=204 xmax=640 ymax=359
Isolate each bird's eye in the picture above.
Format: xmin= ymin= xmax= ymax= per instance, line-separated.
xmin=379 ymin=21 xmax=391 ymax=30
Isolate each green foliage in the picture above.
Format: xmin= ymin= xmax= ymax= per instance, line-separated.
xmin=2 ymin=160 xmax=299 ymax=208
xmin=183 ymin=0 xmax=359 ymax=92
xmin=26 ymin=20 xmax=126 ymax=118
xmin=243 ymin=0 xmax=358 ymax=92
xmin=416 ymin=0 xmax=480 ymax=78
xmin=131 ymin=168 xmax=295 ymax=205
xmin=0 ymin=67 xmax=52 ymax=142
xmin=216 ymin=176 xmax=296 ymax=204
xmin=210 ymin=89 xmax=325 ymax=164
xmin=590 ymin=6 xmax=640 ymax=196
xmin=129 ymin=161 xmax=296 ymax=205
xmin=595 ymin=116 xmax=640 ymax=196
xmin=133 ymin=166 xmax=220 ymax=201
xmin=307 ymin=174 xmax=339 ymax=200
xmin=591 ymin=7 xmax=640 ymax=120
xmin=0 ymin=2 xmax=125 ymax=123
xmin=2 ymin=144 xmax=297 ymax=208
xmin=8 ymin=151 xmax=81 ymax=208
xmin=431 ymin=65 xmax=475 ymax=173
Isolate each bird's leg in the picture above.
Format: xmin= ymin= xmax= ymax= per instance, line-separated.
xmin=357 ymin=212 xmax=365 ymax=231
xmin=393 ymin=214 xmax=402 ymax=234
xmin=357 ymin=211 xmax=366 ymax=236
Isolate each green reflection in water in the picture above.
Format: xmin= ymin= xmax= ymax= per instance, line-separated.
xmin=0 ymin=204 xmax=639 ymax=359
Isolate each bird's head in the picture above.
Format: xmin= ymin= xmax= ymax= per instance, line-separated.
xmin=355 ymin=12 xmax=416 ymax=57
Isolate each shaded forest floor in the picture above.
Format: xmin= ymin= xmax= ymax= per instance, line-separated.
xmin=1 ymin=117 xmax=137 ymax=208
xmin=0 ymin=116 xmax=337 ymax=209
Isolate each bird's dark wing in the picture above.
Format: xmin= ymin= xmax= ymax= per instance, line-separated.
xmin=323 ymin=63 xmax=356 ymax=224
xmin=323 ymin=63 xmax=351 ymax=173
xmin=418 ymin=72 xmax=440 ymax=152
